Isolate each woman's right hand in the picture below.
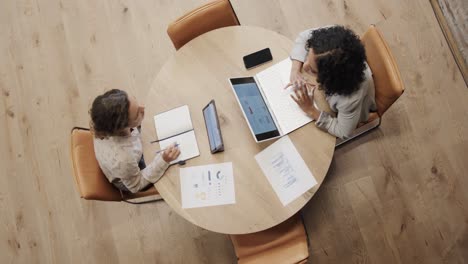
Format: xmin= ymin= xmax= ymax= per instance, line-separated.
xmin=290 ymin=71 xmax=306 ymax=89
xmin=284 ymin=59 xmax=306 ymax=90
xmin=162 ymin=143 xmax=180 ymax=163
xmin=284 ymin=70 xmax=307 ymax=91
xmin=289 ymin=60 xmax=305 ymax=83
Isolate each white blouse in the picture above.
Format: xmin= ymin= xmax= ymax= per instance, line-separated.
xmin=93 ymin=128 xmax=169 ymax=193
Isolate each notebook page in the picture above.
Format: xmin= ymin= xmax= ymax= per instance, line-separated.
xmin=256 ymin=59 xmax=313 ymax=135
xmin=154 ymin=105 xmax=193 ymax=139
xmin=159 ymin=130 xmax=200 ymax=164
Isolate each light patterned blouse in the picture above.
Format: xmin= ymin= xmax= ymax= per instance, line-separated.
xmin=93 ymin=128 xmax=169 ymax=193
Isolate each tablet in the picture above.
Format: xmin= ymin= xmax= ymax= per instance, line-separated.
xmin=229 ymin=77 xmax=281 ymax=142
xmin=202 ymin=100 xmax=224 ymax=153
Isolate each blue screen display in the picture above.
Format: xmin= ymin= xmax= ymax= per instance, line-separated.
xmin=232 ymin=82 xmax=278 ymax=135
xmin=203 ymin=103 xmax=222 ymax=149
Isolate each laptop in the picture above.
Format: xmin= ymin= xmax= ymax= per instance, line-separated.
xmin=229 ymin=59 xmax=314 ymax=143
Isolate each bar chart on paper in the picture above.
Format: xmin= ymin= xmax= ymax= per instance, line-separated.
xmin=180 ymin=162 xmax=235 ymax=209
xmin=255 ymin=136 xmax=317 ymax=205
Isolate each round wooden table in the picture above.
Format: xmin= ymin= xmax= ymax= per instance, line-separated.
xmin=142 ymin=26 xmax=335 ymax=234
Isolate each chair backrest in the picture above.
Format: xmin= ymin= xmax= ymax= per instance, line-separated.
xmin=70 ymin=127 xmax=123 ymax=201
xmin=361 ymin=25 xmax=405 ymax=117
xmin=230 ymin=214 xmax=309 ymax=263
xmin=167 ymin=0 xmax=240 ymax=50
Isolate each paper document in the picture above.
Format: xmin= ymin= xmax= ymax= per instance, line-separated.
xmin=154 ymin=105 xmax=200 ymax=164
xmin=255 ymin=136 xmax=317 ymax=206
xmin=256 ymin=59 xmax=313 ymax=134
xmin=180 ymin=162 xmax=235 ymax=209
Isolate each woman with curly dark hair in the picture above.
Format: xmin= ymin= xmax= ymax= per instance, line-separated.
xmin=90 ymin=89 xmax=180 ymax=193
xmin=288 ymin=25 xmax=377 ymax=139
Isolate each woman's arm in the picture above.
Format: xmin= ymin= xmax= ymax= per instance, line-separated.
xmin=290 ymin=28 xmax=323 ymax=85
xmin=118 ymin=153 xmax=169 ymax=193
xmin=290 ymin=29 xmax=313 ymax=63
xmin=315 ymin=98 xmax=362 ymax=139
xmin=290 ymin=60 xmax=305 ymax=83
xmin=119 ymin=143 xmax=180 ymax=193
xmin=289 ymin=29 xmax=313 ymax=85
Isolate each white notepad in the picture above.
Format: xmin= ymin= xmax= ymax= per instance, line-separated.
xmin=153 ymin=105 xmax=200 ymax=164
xmin=256 ymin=59 xmax=314 ymax=135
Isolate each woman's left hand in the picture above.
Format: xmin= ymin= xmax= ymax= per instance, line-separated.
xmin=290 ymin=83 xmax=320 ymax=120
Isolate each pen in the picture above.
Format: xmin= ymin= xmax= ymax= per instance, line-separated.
xmin=150 ymin=129 xmax=193 ymax=144
xmin=155 ymin=143 xmax=180 ymax=154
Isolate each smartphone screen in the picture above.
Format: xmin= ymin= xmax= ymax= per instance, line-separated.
xmin=243 ymin=48 xmax=273 ymax=69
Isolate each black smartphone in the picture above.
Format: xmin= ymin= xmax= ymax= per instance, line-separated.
xmin=243 ymin=48 xmax=273 ymax=70
xmin=202 ymin=100 xmax=224 ymax=153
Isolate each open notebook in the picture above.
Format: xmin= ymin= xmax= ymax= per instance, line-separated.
xmin=153 ymin=105 xmax=200 ymax=164
xmin=229 ymin=58 xmax=315 ymax=143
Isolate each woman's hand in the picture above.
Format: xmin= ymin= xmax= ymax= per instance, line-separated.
xmin=290 ymin=83 xmax=321 ymax=120
xmin=285 ymin=59 xmax=315 ymax=91
xmin=162 ymin=143 xmax=180 ymax=163
xmin=290 ymin=71 xmax=306 ymax=86
xmin=287 ymin=60 xmax=306 ymax=89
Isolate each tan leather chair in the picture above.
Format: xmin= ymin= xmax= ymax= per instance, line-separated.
xmin=167 ymin=0 xmax=240 ymax=50
xmin=70 ymin=127 xmax=162 ymax=204
xmin=336 ymin=25 xmax=405 ymax=146
xmin=230 ymin=214 xmax=309 ymax=264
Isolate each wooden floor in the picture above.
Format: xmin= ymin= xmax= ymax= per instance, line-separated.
xmin=1 ymin=0 xmax=467 ymax=263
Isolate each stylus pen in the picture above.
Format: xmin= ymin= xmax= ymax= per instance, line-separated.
xmin=155 ymin=143 xmax=180 ymax=154
xmin=150 ymin=129 xmax=193 ymax=144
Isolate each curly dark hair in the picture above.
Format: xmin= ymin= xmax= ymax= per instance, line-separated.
xmin=89 ymin=89 xmax=130 ymax=138
xmin=306 ymin=26 xmax=366 ymax=96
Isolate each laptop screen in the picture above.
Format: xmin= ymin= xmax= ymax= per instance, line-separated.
xmin=230 ymin=77 xmax=280 ymax=142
